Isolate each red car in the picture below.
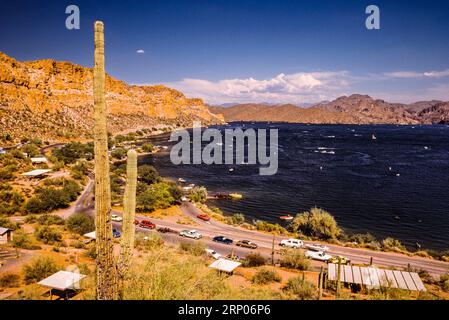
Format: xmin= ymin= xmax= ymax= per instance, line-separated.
xmin=134 ymin=220 xmax=140 ymax=225
xmin=139 ymin=220 xmax=156 ymax=229
xmin=197 ymin=214 xmax=211 ymax=221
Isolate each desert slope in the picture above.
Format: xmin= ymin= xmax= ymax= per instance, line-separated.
xmin=0 ymin=52 xmax=223 ymax=142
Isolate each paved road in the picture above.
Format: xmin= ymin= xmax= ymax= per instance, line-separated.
xmin=72 ymin=183 xmax=449 ymax=276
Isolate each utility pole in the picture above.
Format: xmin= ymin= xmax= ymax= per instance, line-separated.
xmin=318 ymin=266 xmax=324 ymax=300
xmin=336 ymin=257 xmax=341 ymax=299
xmin=271 ymin=234 xmax=275 ymax=266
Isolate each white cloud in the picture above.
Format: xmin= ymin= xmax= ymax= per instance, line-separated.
xmin=166 ymin=71 xmax=350 ymax=104
xmin=385 ymin=68 xmax=449 ymax=79
xmin=136 ymin=49 xmax=145 ymax=54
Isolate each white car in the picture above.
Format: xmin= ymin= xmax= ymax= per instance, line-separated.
xmin=179 ymin=229 xmax=202 ymax=239
xmin=111 ymin=214 xmax=123 ymax=222
xmin=181 ymin=196 xmax=189 ymax=202
xmin=305 ymin=250 xmax=332 ymax=262
xmin=305 ymin=243 xmax=329 ymax=252
xmin=205 ymin=249 xmax=221 ymax=260
xmin=279 ymin=239 xmax=304 ymax=249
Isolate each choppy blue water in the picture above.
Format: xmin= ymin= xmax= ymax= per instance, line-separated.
xmin=146 ymin=123 xmax=449 ymax=251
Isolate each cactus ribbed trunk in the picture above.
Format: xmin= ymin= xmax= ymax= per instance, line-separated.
xmin=93 ymin=21 xmax=116 ymax=300
xmin=118 ymin=149 xmax=137 ymax=298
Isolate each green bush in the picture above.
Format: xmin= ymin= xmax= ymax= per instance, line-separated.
xmin=66 ymin=213 xmax=95 ymax=235
xmin=138 ymin=165 xmax=160 ymax=184
xmin=283 ymin=277 xmax=316 ymax=300
xmin=242 ymin=253 xmax=266 ymax=267
xmin=25 ymin=179 xmax=81 ymax=213
xmin=0 ymin=273 xmax=21 ymax=288
xmin=111 ymin=147 xmax=127 ymax=159
xmin=135 ymin=232 xmax=164 ymax=250
xmin=137 ymin=182 xmax=180 ymax=212
xmin=0 ymin=191 xmax=24 ymax=215
xmin=179 ymin=241 xmax=206 ymax=256
xmin=35 ymin=226 xmax=62 ymax=244
xmin=291 ymin=207 xmax=341 ymax=239
xmin=0 ymin=217 xmax=20 ymax=230
xmin=23 ymin=256 xmax=60 ymax=284
xmin=37 ymin=215 xmax=65 ymax=226
xmin=254 ymin=221 xmax=288 ymax=235
xmin=381 ymin=237 xmax=406 ymax=252
xmin=252 ymin=269 xmax=281 ymax=284
xmin=279 ymin=250 xmax=310 ymax=271
xmin=230 ymin=213 xmax=245 ymax=225
xmin=53 ymin=142 xmax=94 ymax=164
xmin=188 ymin=186 xmax=207 ymax=204
xmin=12 ymin=231 xmax=40 ymax=250
xmin=440 ymin=274 xmax=449 ymax=292
xmin=141 ymin=143 xmax=154 ymax=153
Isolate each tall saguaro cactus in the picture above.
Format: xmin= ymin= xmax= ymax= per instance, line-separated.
xmin=118 ymin=149 xmax=137 ymax=298
xmin=93 ymin=20 xmax=116 ymax=300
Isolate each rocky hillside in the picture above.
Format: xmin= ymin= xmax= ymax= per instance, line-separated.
xmin=0 ymin=52 xmax=223 ymax=143
xmin=210 ymin=94 xmax=449 ymax=125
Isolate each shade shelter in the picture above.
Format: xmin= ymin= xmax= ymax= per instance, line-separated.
xmin=38 ymin=271 xmax=86 ymax=300
xmin=0 ymin=227 xmax=13 ymax=244
xmin=21 ymin=169 xmax=51 ymax=178
xmin=209 ymin=258 xmax=241 ymax=274
xmin=327 ymin=264 xmax=426 ymax=291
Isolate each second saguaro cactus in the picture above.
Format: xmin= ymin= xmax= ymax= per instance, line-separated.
xmin=93 ymin=20 xmax=116 ymax=300
xmin=118 ymin=149 xmax=137 ymax=297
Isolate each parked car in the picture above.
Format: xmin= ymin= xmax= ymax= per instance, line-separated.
xmin=305 ymin=250 xmax=332 ymax=262
xmin=112 ymin=228 xmax=121 ymax=238
xmin=157 ymin=227 xmax=177 ymax=234
xmin=205 ymin=249 xmax=221 ymax=260
xmin=139 ymin=220 xmax=156 ymax=229
xmin=279 ymin=239 xmax=304 ymax=248
xmin=179 ymin=229 xmax=202 ymax=239
xmin=181 ymin=196 xmax=189 ymax=202
xmin=236 ymin=240 xmax=258 ymax=249
xmin=197 ymin=214 xmax=211 ymax=221
xmin=111 ymin=214 xmax=123 ymax=222
xmin=327 ymin=256 xmax=351 ymax=265
xmin=213 ymin=235 xmax=233 ymax=245
xmin=305 ymin=243 xmax=329 ymax=252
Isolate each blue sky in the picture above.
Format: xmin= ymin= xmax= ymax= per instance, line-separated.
xmin=1 ymin=0 xmax=449 ymax=104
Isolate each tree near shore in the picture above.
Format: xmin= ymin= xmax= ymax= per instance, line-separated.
xmin=291 ymin=207 xmax=341 ymax=240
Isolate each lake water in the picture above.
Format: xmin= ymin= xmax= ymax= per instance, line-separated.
xmin=145 ymin=123 xmax=449 ymax=251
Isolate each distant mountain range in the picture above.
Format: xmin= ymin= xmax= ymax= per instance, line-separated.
xmin=209 ymin=95 xmax=449 ymax=125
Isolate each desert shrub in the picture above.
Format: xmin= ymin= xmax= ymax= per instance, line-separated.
xmin=279 ymin=250 xmax=310 ymax=271
xmin=138 ymin=165 xmax=160 ymax=184
xmin=440 ymin=274 xmax=449 ymax=292
xmin=252 ymin=269 xmax=281 ymax=284
xmin=66 ymin=213 xmax=95 ymax=235
xmin=135 ymin=232 xmax=164 ymax=250
xmin=188 ymin=186 xmax=208 ymax=204
xmin=137 ymin=182 xmax=180 ymax=212
xmin=230 ymin=213 xmax=245 ymax=225
xmin=25 ymin=180 xmax=81 ymax=213
xmin=53 ymin=142 xmax=94 ymax=164
xmin=0 ymin=273 xmax=21 ymax=288
xmin=0 ymin=217 xmax=20 ymax=230
xmin=291 ymin=207 xmax=341 ymax=239
xmin=141 ymin=143 xmax=154 ymax=153
xmin=368 ymin=287 xmax=411 ymax=300
xmin=283 ymin=277 xmax=316 ymax=300
xmin=179 ymin=241 xmax=206 ymax=256
xmin=254 ymin=221 xmax=288 ymax=235
xmin=0 ymin=191 xmax=25 ymax=215
xmin=23 ymin=256 xmax=60 ymax=284
xmin=71 ymin=160 xmax=89 ymax=180
xmin=381 ymin=237 xmax=406 ymax=252
xmin=242 ymin=253 xmax=266 ymax=267
xmin=35 ymin=226 xmax=62 ymax=244
xmin=12 ymin=231 xmax=34 ymax=249
xmin=37 ymin=214 xmax=65 ymax=226
xmin=349 ymin=233 xmax=376 ymax=245
xmin=111 ymin=147 xmax=127 ymax=159
xmin=20 ymin=143 xmax=40 ymax=157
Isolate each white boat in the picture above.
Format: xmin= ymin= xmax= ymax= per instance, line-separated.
xmin=178 ymin=178 xmax=186 ymax=183
xmin=372 ymin=134 xmax=377 ymax=140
